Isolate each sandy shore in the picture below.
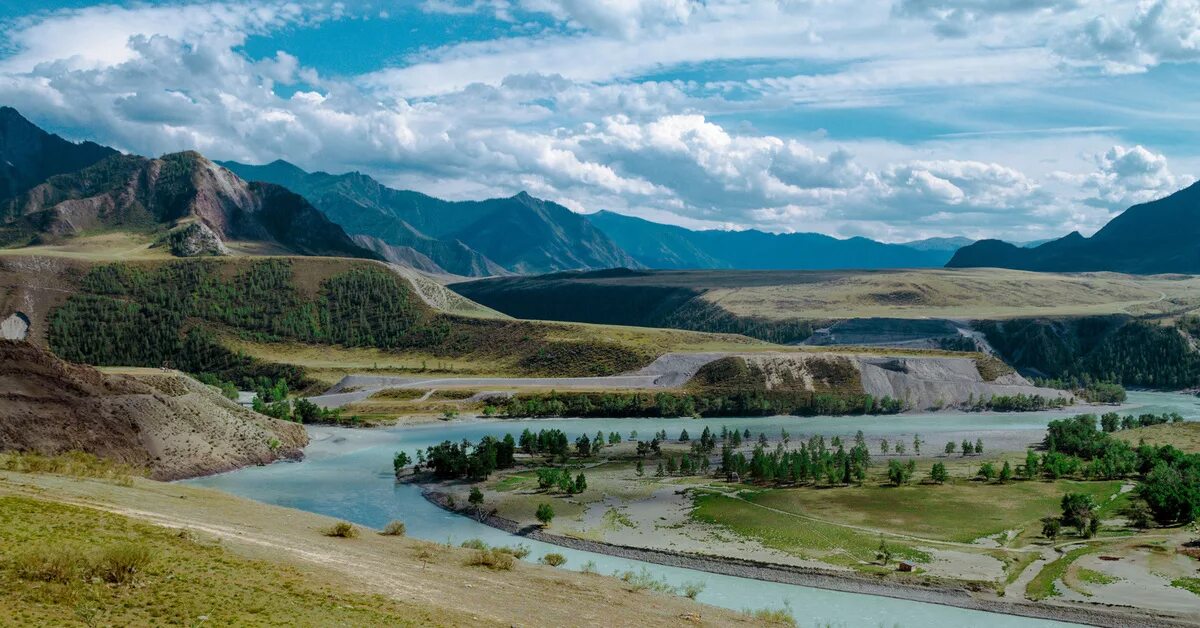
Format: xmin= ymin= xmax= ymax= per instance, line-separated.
xmin=421 ymin=489 xmax=1195 ymax=628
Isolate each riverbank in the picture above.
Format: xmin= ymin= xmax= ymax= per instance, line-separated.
xmin=421 ymin=489 xmax=1194 ymax=628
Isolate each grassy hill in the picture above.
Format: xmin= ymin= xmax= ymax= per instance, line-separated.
xmin=450 ymin=267 xmax=1200 ymax=389
xmin=2 ymin=255 xmax=764 ymax=392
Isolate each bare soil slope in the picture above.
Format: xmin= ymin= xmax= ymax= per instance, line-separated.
xmin=0 ymin=340 xmax=306 ymax=479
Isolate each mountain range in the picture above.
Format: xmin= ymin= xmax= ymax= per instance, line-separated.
xmin=588 ymin=211 xmax=956 ymax=270
xmin=948 ymin=182 xmax=1200 ymax=274
xmin=221 ymin=160 xmax=638 ymax=276
xmin=7 ymin=105 xmax=1198 ymax=278
xmin=0 ymin=108 xmax=375 ymax=259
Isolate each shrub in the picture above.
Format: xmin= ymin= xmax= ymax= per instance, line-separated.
xmin=466 ymin=549 xmax=514 ymax=570
xmin=10 ymin=546 xmax=85 ymax=583
xmin=380 ymin=520 xmax=407 ymax=536
xmin=460 ymin=538 xmax=489 ymax=550
xmin=496 ymin=544 xmax=530 ymax=559
xmin=323 ymin=522 xmax=359 ymax=538
xmin=94 ymin=543 xmax=154 ymax=584
xmin=746 ymin=606 xmax=797 ymax=626
xmin=682 ymin=581 xmax=705 ymax=599
xmin=580 ymin=560 xmax=598 ymax=574
xmin=540 ymin=553 xmax=567 ymax=567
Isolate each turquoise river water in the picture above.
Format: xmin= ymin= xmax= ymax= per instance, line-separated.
xmin=185 ymin=391 xmax=1200 ymax=627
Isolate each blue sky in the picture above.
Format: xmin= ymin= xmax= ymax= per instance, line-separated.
xmin=1 ymin=0 xmax=1198 ymax=242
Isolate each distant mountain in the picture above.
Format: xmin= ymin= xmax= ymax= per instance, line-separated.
xmin=948 ymin=182 xmax=1200 ymax=274
xmin=899 ymin=236 xmax=975 ymax=253
xmin=0 ymin=107 xmax=117 ymax=202
xmin=222 ymin=160 xmax=639 ymax=276
xmin=0 ymin=146 xmax=375 ymax=259
xmin=588 ymin=210 xmax=953 ymax=270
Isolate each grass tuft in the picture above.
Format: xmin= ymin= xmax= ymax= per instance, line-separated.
xmin=380 ymin=520 xmax=406 ymax=536
xmin=323 ymin=522 xmax=359 ymax=538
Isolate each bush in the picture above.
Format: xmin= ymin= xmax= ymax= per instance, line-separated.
xmin=540 ymin=553 xmax=567 ymax=567
xmin=323 ymin=522 xmax=358 ymax=538
xmin=682 ymin=581 xmax=705 ymax=599
xmin=94 ymin=543 xmax=154 ymax=584
xmin=11 ymin=546 xmax=85 ymax=583
xmin=380 ymin=520 xmax=406 ymax=536
xmin=466 ymin=549 xmax=514 ymax=570
xmin=460 ymin=538 xmax=489 ymax=550
xmin=496 ymin=544 xmax=530 ymax=559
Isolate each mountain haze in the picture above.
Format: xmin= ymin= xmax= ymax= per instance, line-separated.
xmin=222 ymin=160 xmax=638 ymax=276
xmin=947 ymin=182 xmax=1200 ymax=274
xmin=588 ymin=210 xmax=954 ymax=270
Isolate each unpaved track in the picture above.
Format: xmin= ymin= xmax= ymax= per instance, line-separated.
xmin=0 ymin=472 xmax=756 ymax=628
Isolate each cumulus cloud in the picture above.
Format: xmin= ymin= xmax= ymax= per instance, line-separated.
xmin=1081 ymin=145 xmax=1193 ymax=208
xmin=0 ymin=0 xmax=1195 ymax=242
xmin=0 ymin=2 xmax=314 ymax=73
xmin=1059 ymin=0 xmax=1200 ymax=73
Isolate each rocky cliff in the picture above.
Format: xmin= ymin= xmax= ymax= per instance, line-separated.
xmin=0 ymin=340 xmax=307 ymax=480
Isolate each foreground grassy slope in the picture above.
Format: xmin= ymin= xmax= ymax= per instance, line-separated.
xmin=0 ymin=468 xmax=760 ymax=627
xmin=0 ymin=496 xmax=460 ymax=627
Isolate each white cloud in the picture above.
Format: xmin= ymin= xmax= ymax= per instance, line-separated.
xmin=517 ymin=0 xmax=695 ymax=37
xmin=0 ymin=2 xmax=314 ymax=73
xmin=1 ymin=0 xmax=1196 ymax=244
xmin=1081 ymin=144 xmax=1192 ymax=207
xmin=895 ymin=0 xmax=1082 ymax=38
xmin=1059 ymin=0 xmax=1200 ymax=73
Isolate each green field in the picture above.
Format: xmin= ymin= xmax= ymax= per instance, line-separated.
xmin=743 ymin=477 xmax=1123 ymax=544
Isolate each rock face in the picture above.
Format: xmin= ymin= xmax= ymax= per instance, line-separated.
xmin=0 ymin=340 xmax=307 ymax=480
xmin=165 ymin=222 xmax=229 ymax=257
xmin=684 ymin=351 xmax=1069 ymax=412
xmin=1 ymin=312 xmax=29 ymax=340
xmin=852 ymin=355 xmax=1068 ymax=411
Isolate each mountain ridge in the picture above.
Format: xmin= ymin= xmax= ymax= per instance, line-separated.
xmin=947 ymin=182 xmax=1200 ymax=274
xmin=221 ymin=160 xmax=637 ymax=276
xmin=588 ymin=210 xmax=955 ymax=270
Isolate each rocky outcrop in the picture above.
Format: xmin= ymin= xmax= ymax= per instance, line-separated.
xmin=684 ymin=351 xmax=1069 ymax=412
xmin=853 ymin=355 xmax=1069 ymax=411
xmin=0 ymin=340 xmax=306 ymax=480
xmin=164 ymin=221 xmax=229 ymax=257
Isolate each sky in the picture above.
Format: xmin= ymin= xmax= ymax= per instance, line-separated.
xmin=1 ymin=0 xmax=1198 ymax=242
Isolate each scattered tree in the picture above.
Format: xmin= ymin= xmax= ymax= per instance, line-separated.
xmin=536 ymin=503 xmax=555 ymax=527
xmin=929 ymin=462 xmax=948 ymax=484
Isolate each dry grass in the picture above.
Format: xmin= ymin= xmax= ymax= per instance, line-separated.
xmin=465 ymin=549 xmax=515 ymax=570
xmin=1114 ymin=422 xmax=1200 ymax=453
xmin=323 ymin=521 xmax=359 ymax=538
xmin=698 ymin=268 xmax=1200 ymax=320
xmin=0 ymin=451 xmax=142 ymax=485
xmin=380 ymin=520 xmax=407 ymax=536
xmin=0 ymin=232 xmax=170 ymax=260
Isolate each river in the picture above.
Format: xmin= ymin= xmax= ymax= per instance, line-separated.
xmin=185 ymin=391 xmax=1200 ymax=627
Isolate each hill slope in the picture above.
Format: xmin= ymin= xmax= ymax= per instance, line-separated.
xmin=222 ymin=160 xmax=638 ymax=275
xmin=0 ymin=340 xmax=306 ymax=480
xmin=947 ymin=182 xmax=1200 ymax=273
xmin=589 ymin=210 xmax=953 ymax=269
xmin=0 ymin=107 xmax=117 ymax=202
xmin=1 ymin=149 xmax=377 ymax=259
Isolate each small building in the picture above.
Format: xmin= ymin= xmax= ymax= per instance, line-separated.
xmin=897 ymin=561 xmax=916 ymax=572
